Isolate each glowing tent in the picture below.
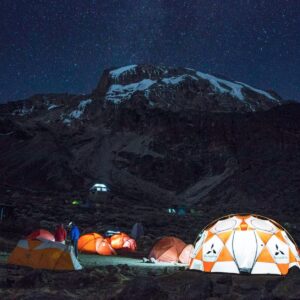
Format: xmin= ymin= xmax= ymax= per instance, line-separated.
xmin=26 ymin=229 xmax=55 ymax=241
xmin=78 ymin=233 xmax=116 ymax=256
xmin=110 ymin=233 xmax=137 ymax=251
xmin=190 ymin=214 xmax=300 ymax=275
xmin=149 ymin=236 xmax=187 ymax=263
xmin=8 ymin=239 xmax=82 ymax=270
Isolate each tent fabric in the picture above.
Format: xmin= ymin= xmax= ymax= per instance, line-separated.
xmin=110 ymin=233 xmax=130 ymax=249
xmin=190 ymin=214 xmax=300 ymax=275
xmin=131 ymin=223 xmax=144 ymax=240
xmin=26 ymin=229 xmax=55 ymax=241
xmin=179 ymin=244 xmax=194 ymax=264
xmin=8 ymin=239 xmax=82 ymax=270
xmin=78 ymin=233 xmax=116 ymax=256
xmin=149 ymin=237 xmax=187 ymax=263
xmin=122 ymin=238 xmax=137 ymax=252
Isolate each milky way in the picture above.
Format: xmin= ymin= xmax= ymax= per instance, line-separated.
xmin=0 ymin=0 xmax=299 ymax=103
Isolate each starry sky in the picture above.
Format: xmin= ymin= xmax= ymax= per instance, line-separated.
xmin=0 ymin=0 xmax=299 ymax=103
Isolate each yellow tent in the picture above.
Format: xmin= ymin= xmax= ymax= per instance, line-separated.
xmin=8 ymin=239 xmax=82 ymax=270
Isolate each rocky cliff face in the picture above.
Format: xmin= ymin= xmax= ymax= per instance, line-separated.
xmin=0 ymin=65 xmax=299 ymax=215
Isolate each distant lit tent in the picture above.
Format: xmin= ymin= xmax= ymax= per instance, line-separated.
xmin=9 ymin=239 xmax=82 ymax=270
xmin=190 ymin=214 xmax=300 ymax=275
xmin=90 ymin=183 xmax=109 ymax=193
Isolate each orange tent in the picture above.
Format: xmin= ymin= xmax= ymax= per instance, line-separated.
xmin=27 ymin=229 xmax=55 ymax=241
xmin=9 ymin=239 xmax=82 ymax=270
xmin=149 ymin=237 xmax=187 ymax=263
xmin=78 ymin=233 xmax=116 ymax=256
xmin=189 ymin=214 xmax=300 ymax=275
xmin=122 ymin=238 xmax=137 ymax=252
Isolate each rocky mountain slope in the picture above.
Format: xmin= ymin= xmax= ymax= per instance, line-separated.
xmin=0 ymin=65 xmax=299 ymax=216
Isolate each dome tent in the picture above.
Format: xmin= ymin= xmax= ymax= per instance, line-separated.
xmin=27 ymin=229 xmax=55 ymax=241
xmin=78 ymin=233 xmax=116 ymax=256
xmin=9 ymin=239 xmax=82 ymax=270
xmin=189 ymin=214 xmax=300 ymax=275
xmin=110 ymin=232 xmax=137 ymax=252
xmin=149 ymin=236 xmax=194 ymax=263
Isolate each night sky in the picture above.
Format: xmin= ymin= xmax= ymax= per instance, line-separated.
xmin=1 ymin=0 xmax=299 ymax=103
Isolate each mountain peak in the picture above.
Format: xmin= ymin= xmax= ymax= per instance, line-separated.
xmin=94 ymin=64 xmax=283 ymax=112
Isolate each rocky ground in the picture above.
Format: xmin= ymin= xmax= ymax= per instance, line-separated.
xmin=0 ymin=254 xmax=300 ymax=300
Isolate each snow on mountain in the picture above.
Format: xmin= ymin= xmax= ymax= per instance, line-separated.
xmin=236 ymin=82 xmax=279 ymax=102
xmin=48 ymin=104 xmax=60 ymax=110
xmin=162 ymin=75 xmax=198 ymax=85
xmin=106 ymin=79 xmax=156 ymax=104
xmin=109 ymin=65 xmax=137 ymax=80
xmin=12 ymin=105 xmax=34 ymax=116
xmin=62 ymin=98 xmax=92 ymax=124
xmin=102 ymin=65 xmax=282 ymax=111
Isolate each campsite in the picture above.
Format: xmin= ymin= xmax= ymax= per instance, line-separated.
xmin=1 ymin=187 xmax=300 ymax=299
xmin=1 ymin=1 xmax=300 ymax=299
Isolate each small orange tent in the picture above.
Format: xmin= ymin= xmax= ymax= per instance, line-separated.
xmin=9 ymin=239 xmax=82 ymax=270
xmin=109 ymin=233 xmax=137 ymax=252
xmin=27 ymin=229 xmax=55 ymax=241
xmin=149 ymin=237 xmax=187 ymax=263
xmin=78 ymin=233 xmax=116 ymax=256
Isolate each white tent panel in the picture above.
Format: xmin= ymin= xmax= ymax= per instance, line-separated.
xmin=233 ymin=231 xmax=257 ymax=271
xmin=267 ymin=235 xmax=289 ymax=264
xmin=190 ymin=259 xmax=203 ymax=271
xmin=211 ymin=261 xmax=239 ymax=273
xmin=202 ymin=235 xmax=223 ymax=263
xmin=251 ymin=262 xmax=281 ymax=274
xmin=212 ymin=217 xmax=238 ymax=233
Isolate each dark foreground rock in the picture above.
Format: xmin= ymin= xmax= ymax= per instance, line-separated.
xmin=0 ymin=264 xmax=299 ymax=300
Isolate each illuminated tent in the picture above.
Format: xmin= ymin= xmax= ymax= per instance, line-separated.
xmin=190 ymin=214 xmax=300 ymax=275
xmin=110 ymin=233 xmax=137 ymax=252
xmin=78 ymin=233 xmax=116 ymax=256
xmin=90 ymin=183 xmax=109 ymax=193
xmin=8 ymin=239 xmax=82 ymax=270
xmin=26 ymin=229 xmax=55 ymax=241
xmin=149 ymin=236 xmax=191 ymax=263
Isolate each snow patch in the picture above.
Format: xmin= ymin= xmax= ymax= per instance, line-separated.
xmin=12 ymin=106 xmax=34 ymax=116
xmin=63 ymin=118 xmax=71 ymax=125
xmin=106 ymin=79 xmax=156 ymax=104
xmin=196 ymin=71 xmax=245 ymax=101
xmin=48 ymin=104 xmax=60 ymax=110
xmin=162 ymin=75 xmax=197 ymax=85
xmin=110 ymin=65 xmax=137 ymax=79
xmin=68 ymin=99 xmax=92 ymax=119
xmin=61 ymin=99 xmax=92 ymax=125
xmin=236 ymin=82 xmax=277 ymax=101
xmin=196 ymin=70 xmax=278 ymax=102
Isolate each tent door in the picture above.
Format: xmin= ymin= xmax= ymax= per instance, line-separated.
xmin=232 ymin=231 xmax=257 ymax=273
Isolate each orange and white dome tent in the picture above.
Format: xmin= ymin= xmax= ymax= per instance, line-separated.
xmin=189 ymin=214 xmax=300 ymax=275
